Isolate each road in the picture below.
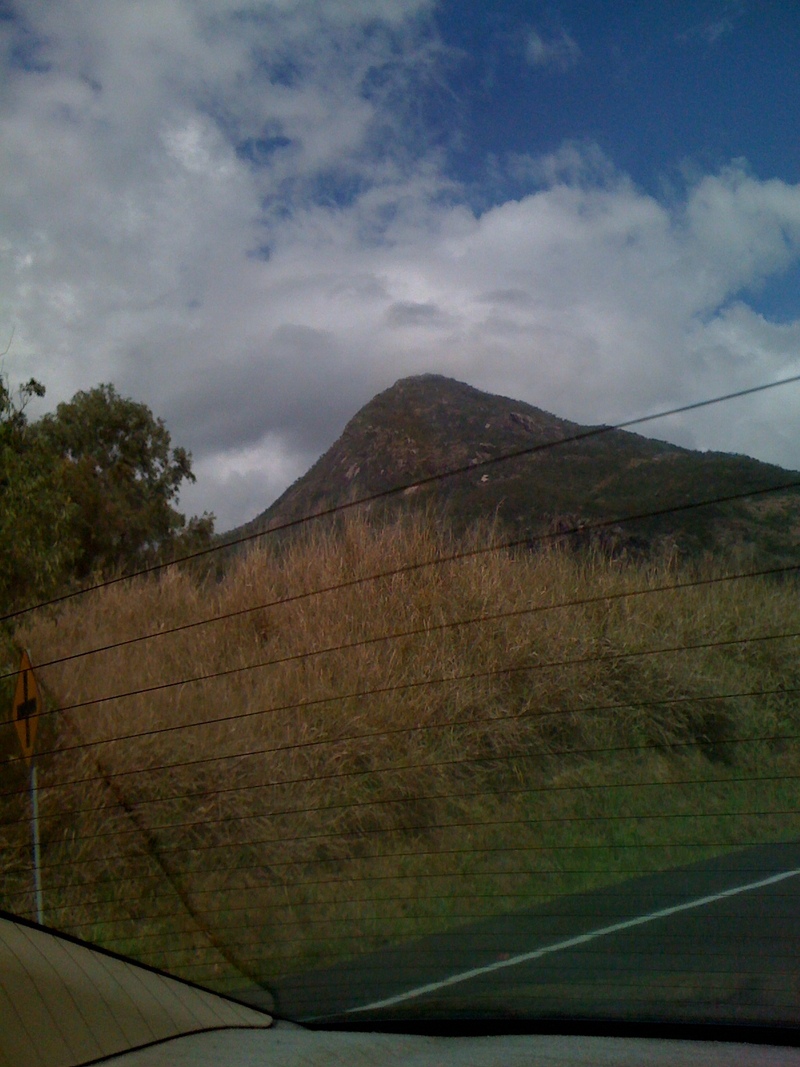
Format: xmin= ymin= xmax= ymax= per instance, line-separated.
xmin=263 ymin=841 xmax=800 ymax=1027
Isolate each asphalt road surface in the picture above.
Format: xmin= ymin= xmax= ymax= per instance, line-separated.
xmin=262 ymin=841 xmax=800 ymax=1027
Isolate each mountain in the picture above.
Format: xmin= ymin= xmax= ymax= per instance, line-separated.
xmin=230 ymin=374 xmax=800 ymax=565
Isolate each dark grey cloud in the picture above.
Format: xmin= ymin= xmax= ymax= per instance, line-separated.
xmin=386 ymin=300 xmax=451 ymax=327
xmin=160 ymin=325 xmax=377 ymax=458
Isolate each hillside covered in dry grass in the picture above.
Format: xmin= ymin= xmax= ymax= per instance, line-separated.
xmin=2 ymin=512 xmax=799 ymax=995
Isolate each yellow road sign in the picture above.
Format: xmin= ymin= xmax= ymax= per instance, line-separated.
xmin=13 ymin=650 xmax=40 ymax=765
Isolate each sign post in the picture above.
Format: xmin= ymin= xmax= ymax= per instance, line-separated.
xmin=12 ymin=650 xmax=43 ymax=925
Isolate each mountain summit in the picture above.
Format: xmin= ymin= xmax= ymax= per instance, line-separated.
xmin=234 ymin=374 xmax=800 ymax=564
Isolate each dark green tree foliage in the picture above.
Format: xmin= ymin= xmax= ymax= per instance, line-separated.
xmin=0 ymin=375 xmax=213 ymax=613
xmin=36 ymin=384 xmax=213 ymax=579
xmin=0 ymin=376 xmax=78 ymax=610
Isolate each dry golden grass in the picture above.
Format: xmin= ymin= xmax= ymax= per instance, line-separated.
xmin=1 ymin=510 xmax=799 ymax=992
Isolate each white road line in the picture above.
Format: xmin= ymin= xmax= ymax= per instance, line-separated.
xmin=343 ymin=866 xmax=800 ymax=1015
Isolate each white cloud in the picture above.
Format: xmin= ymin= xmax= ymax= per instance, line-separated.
xmin=525 ymin=28 xmax=581 ymax=71
xmin=3 ymin=4 xmax=800 ymax=535
xmin=679 ymin=1 xmax=744 ymax=45
xmin=181 ymin=431 xmax=311 ymax=531
xmin=0 ymin=0 xmax=441 ymax=407
xmin=508 ymin=141 xmax=616 ymax=189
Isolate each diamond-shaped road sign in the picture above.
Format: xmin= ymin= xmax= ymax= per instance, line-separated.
xmin=12 ymin=650 xmax=40 ymax=765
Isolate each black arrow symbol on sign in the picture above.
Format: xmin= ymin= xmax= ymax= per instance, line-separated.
xmin=17 ymin=671 xmax=37 ymax=749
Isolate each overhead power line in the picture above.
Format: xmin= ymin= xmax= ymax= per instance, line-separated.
xmin=29 ymin=832 xmax=796 ymax=880
xmin=15 ymin=858 xmax=795 ymax=911
xmin=3 ymin=673 xmax=793 ymax=811
xmin=10 ymin=764 xmax=796 ymax=854
xmin=11 ymin=613 xmax=800 ymax=751
xmin=2 ymin=678 xmax=793 ymax=832
xmin=3 ymin=479 xmax=799 ymax=685
xmin=13 ymin=551 xmax=800 ymax=725
xmin=2 ymin=660 xmax=796 ymax=802
xmin=4 ymin=370 xmax=800 ymax=623
xmin=52 ymin=873 xmax=800 ymax=933
xmin=69 ymin=906 xmax=800 ymax=945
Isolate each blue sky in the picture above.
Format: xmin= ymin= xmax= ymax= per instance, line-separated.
xmin=2 ymin=0 xmax=800 ymax=529
xmin=437 ymin=2 xmax=800 ymax=198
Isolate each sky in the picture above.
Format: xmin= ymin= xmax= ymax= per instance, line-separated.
xmin=3 ymin=0 xmax=800 ymax=532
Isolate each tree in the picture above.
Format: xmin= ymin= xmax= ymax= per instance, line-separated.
xmin=35 ymin=384 xmax=214 ymax=579
xmin=0 ymin=375 xmax=78 ymax=611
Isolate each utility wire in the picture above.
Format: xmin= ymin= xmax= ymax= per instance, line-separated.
xmin=24 ymin=762 xmax=800 ymax=843
xmin=3 ymin=678 xmax=793 ymax=820
xmin=18 ymin=736 xmax=800 ymax=873
xmin=14 ymin=866 xmax=793 ymax=914
xmin=7 ymin=620 xmax=799 ymax=773
xmin=3 ymin=478 xmax=799 ymax=684
xmin=58 ymin=886 xmax=800 ymax=934
xmin=13 ymin=771 xmax=798 ymax=853
xmin=87 ymin=911 xmax=800 ymax=945
xmin=5 ymin=481 xmax=798 ymax=689
xmin=17 ymin=552 xmax=800 ymax=726
xmin=5 ymin=370 xmax=800 ymax=624
xmin=1 ymin=675 xmax=796 ymax=829
xmin=87 ymin=919 xmax=800 ymax=948
xmin=35 ymin=626 xmax=800 ymax=732
xmin=190 ymin=946 xmax=800 ymax=967
xmin=30 ymin=836 xmax=793 ymax=881
xmin=2 ymin=675 xmax=796 ymax=806
xmin=20 ymin=851 xmax=798 ymax=908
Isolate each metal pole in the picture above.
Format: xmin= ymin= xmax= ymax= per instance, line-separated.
xmin=30 ymin=761 xmax=43 ymax=925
